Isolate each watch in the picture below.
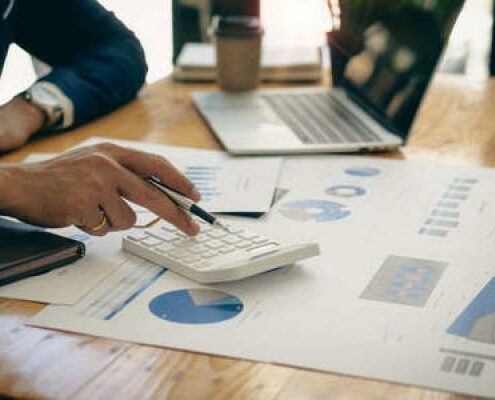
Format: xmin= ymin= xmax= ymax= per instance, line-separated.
xmin=22 ymin=84 xmax=64 ymax=129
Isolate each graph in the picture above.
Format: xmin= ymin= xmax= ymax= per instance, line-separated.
xmin=325 ymin=185 xmax=366 ymax=198
xmin=279 ymin=200 xmax=351 ymax=222
xmin=345 ymin=167 xmax=380 ymax=177
xmin=184 ymin=166 xmax=221 ymax=202
xmin=149 ymin=288 xmax=243 ymax=324
xmin=79 ymin=261 xmax=166 ymax=320
xmin=448 ymin=277 xmax=495 ymax=344
xmin=419 ymin=176 xmax=478 ymax=238
xmin=361 ymin=255 xmax=447 ymax=307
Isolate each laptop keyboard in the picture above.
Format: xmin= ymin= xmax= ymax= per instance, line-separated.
xmin=262 ymin=92 xmax=383 ymax=145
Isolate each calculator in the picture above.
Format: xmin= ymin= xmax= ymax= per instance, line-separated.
xmin=122 ymin=220 xmax=319 ymax=283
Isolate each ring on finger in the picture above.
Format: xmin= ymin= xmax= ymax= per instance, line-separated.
xmin=87 ymin=211 xmax=108 ymax=233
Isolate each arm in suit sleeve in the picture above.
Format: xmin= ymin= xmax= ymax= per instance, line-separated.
xmin=15 ymin=0 xmax=148 ymax=128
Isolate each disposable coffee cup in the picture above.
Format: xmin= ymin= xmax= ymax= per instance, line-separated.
xmin=213 ymin=16 xmax=263 ymax=91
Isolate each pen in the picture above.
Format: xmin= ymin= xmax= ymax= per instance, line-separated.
xmin=145 ymin=177 xmax=227 ymax=229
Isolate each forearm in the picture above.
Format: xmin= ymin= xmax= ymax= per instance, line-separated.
xmin=1 ymin=97 xmax=45 ymax=135
xmin=16 ymin=0 xmax=147 ymax=129
xmin=40 ymin=36 xmax=147 ymax=127
xmin=0 ymin=97 xmax=45 ymax=151
xmin=0 ymin=164 xmax=24 ymax=215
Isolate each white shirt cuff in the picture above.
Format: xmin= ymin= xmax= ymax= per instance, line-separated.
xmin=34 ymin=81 xmax=75 ymax=129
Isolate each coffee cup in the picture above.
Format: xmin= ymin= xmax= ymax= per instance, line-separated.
xmin=212 ymin=16 xmax=263 ymax=91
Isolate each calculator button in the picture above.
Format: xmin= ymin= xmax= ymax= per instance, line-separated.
xmin=251 ymin=237 xmax=269 ymax=244
xmin=222 ymin=236 xmax=241 ymax=245
xmin=168 ymin=249 xmax=188 ymax=258
xmin=219 ymin=246 xmax=236 ymax=254
xmin=247 ymin=243 xmax=280 ymax=258
xmin=189 ymin=245 xmax=208 ymax=253
xmin=145 ymin=227 xmax=178 ymax=242
xmin=141 ymin=237 xmax=163 ymax=247
xmin=155 ymin=243 xmax=175 ymax=253
xmin=237 ymin=232 xmax=259 ymax=240
xmin=235 ymin=240 xmax=252 ymax=249
xmin=200 ymin=250 xmax=218 ymax=259
xmin=225 ymin=225 xmax=243 ymax=234
xmin=194 ymin=234 xmax=209 ymax=243
xmin=206 ymin=230 xmax=228 ymax=239
xmin=178 ymin=240 xmax=199 ymax=249
xmin=127 ymin=231 xmax=149 ymax=242
xmin=205 ymin=240 xmax=224 ymax=250
xmin=200 ymin=225 xmax=213 ymax=232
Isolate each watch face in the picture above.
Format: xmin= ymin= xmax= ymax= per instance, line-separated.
xmin=27 ymin=83 xmax=64 ymax=128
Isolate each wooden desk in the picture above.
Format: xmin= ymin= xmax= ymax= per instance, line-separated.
xmin=0 ymin=75 xmax=493 ymax=400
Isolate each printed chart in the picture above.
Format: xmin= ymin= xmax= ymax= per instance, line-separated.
xmin=279 ymin=200 xmax=351 ymax=222
xmin=419 ymin=176 xmax=478 ymax=238
xmin=345 ymin=167 xmax=380 ymax=177
xmin=448 ymin=277 xmax=495 ymax=344
xmin=361 ymin=255 xmax=447 ymax=307
xmin=149 ymin=288 xmax=243 ymax=324
xmin=325 ymin=185 xmax=366 ymax=198
xmin=184 ymin=166 xmax=221 ymax=202
xmin=79 ymin=261 xmax=166 ymax=320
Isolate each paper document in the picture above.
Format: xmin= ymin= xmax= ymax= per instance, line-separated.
xmin=0 ymin=141 xmax=280 ymax=304
xmin=31 ymin=156 xmax=495 ymax=398
xmin=174 ymin=43 xmax=322 ymax=82
xmin=78 ymin=137 xmax=282 ymax=215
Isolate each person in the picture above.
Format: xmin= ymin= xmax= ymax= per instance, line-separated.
xmin=0 ymin=0 xmax=200 ymax=236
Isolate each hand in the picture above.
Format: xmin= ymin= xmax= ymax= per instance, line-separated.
xmin=0 ymin=96 xmax=45 ymax=152
xmin=0 ymin=143 xmax=201 ymax=236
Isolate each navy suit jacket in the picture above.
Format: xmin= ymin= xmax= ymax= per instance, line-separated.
xmin=0 ymin=0 xmax=147 ymax=128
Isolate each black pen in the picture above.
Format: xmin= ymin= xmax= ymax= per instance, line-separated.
xmin=146 ymin=177 xmax=227 ymax=229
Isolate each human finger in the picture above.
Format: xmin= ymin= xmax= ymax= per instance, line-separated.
xmin=77 ymin=207 xmax=110 ymax=237
xmin=111 ymin=163 xmax=200 ymax=235
xmin=110 ymin=147 xmax=200 ymax=202
xmin=100 ymin=194 xmax=137 ymax=231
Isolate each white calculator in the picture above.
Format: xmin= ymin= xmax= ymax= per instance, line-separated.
xmin=123 ymin=220 xmax=319 ymax=283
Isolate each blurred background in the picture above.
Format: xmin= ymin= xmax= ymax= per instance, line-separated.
xmin=0 ymin=0 xmax=491 ymax=105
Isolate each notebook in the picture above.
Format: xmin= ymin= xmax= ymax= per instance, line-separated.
xmin=0 ymin=218 xmax=85 ymax=286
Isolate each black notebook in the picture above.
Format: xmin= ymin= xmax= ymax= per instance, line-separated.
xmin=0 ymin=218 xmax=85 ymax=286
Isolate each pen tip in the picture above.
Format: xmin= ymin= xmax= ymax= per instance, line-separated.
xmin=214 ymin=220 xmax=229 ymax=231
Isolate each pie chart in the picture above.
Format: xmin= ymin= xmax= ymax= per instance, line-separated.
xmin=325 ymin=185 xmax=366 ymax=198
xmin=149 ymin=288 xmax=243 ymax=324
xmin=279 ymin=199 xmax=351 ymax=222
xmin=345 ymin=167 xmax=380 ymax=177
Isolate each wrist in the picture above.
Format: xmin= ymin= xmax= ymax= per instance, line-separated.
xmin=11 ymin=95 xmax=46 ymax=135
xmin=0 ymin=165 xmax=23 ymax=215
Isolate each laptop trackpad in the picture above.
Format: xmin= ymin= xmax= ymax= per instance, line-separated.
xmin=203 ymin=109 xmax=301 ymax=149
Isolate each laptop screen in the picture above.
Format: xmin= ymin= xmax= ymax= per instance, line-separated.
xmin=328 ymin=1 xmax=464 ymax=139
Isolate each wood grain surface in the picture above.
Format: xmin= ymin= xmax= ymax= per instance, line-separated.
xmin=0 ymin=74 xmax=491 ymax=400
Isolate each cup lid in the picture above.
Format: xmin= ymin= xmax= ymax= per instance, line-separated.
xmin=212 ymin=16 xmax=263 ymax=38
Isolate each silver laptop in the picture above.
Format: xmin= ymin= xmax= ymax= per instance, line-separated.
xmin=193 ymin=4 xmax=461 ymax=155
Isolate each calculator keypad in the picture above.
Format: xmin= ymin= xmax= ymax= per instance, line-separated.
xmin=125 ymin=220 xmax=280 ymax=268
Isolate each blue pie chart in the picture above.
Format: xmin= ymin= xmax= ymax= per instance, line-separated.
xmin=325 ymin=185 xmax=366 ymax=197
xmin=149 ymin=288 xmax=243 ymax=324
xmin=345 ymin=167 xmax=380 ymax=177
xmin=279 ymin=199 xmax=351 ymax=222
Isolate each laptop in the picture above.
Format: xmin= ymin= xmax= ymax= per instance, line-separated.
xmin=192 ymin=2 xmax=464 ymax=155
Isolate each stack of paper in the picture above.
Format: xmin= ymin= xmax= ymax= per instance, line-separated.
xmin=174 ymin=43 xmax=322 ymax=82
xmin=7 ymin=139 xmax=495 ymax=398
